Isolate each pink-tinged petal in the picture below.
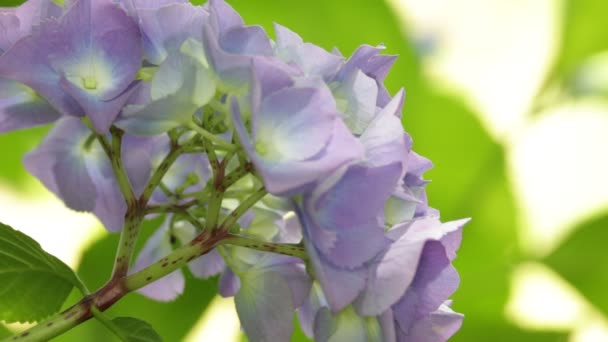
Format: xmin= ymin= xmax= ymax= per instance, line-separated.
xmin=235 ymin=270 xmax=295 ymax=342
xmin=0 ymin=78 xmax=61 ymax=133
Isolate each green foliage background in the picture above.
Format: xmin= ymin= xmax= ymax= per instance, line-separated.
xmin=1 ymin=0 xmax=607 ymax=341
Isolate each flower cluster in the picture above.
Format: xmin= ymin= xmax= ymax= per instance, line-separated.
xmin=0 ymin=0 xmax=467 ymax=341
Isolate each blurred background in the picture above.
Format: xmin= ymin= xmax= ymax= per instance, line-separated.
xmin=1 ymin=0 xmax=608 ymax=341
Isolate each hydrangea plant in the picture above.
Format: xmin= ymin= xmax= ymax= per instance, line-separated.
xmin=0 ymin=0 xmax=468 ymax=341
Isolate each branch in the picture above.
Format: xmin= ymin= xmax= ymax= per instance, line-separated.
xmin=7 ymin=229 xmax=229 ymax=342
xmin=222 ymin=234 xmax=307 ymax=260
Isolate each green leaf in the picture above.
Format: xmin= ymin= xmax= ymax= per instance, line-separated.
xmin=0 ymin=222 xmax=77 ymax=323
xmin=111 ymin=317 xmax=162 ymax=342
xmin=0 ymin=324 xmax=12 ymax=339
xmin=538 ymin=0 xmax=608 ymax=99
xmin=0 ymin=125 xmax=50 ymax=187
xmin=545 ymin=214 xmax=608 ymax=316
xmin=554 ymin=0 xmax=608 ymax=78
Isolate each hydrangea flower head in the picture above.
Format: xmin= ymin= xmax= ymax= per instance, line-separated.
xmin=0 ymin=0 xmax=468 ymax=341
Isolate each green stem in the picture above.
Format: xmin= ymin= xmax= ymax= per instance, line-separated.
xmin=146 ymin=199 xmax=198 ymax=214
xmin=188 ymin=123 xmax=236 ymax=152
xmin=111 ymin=210 xmax=144 ymax=279
xmin=6 ymin=229 xmax=230 ymax=342
xmin=125 ymin=231 xmax=229 ymax=292
xmin=140 ymin=146 xmax=182 ymax=204
xmin=205 ymin=188 xmax=224 ymax=231
xmin=219 ymin=187 xmax=267 ymax=231
xmin=109 ymin=127 xmax=137 ymax=205
xmin=222 ymin=234 xmax=308 ymax=260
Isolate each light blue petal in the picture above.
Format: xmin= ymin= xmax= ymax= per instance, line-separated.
xmin=23 ymin=118 xmax=97 ymax=212
xmin=235 ymin=270 xmax=295 ymax=342
xmin=0 ymin=78 xmax=61 ymax=133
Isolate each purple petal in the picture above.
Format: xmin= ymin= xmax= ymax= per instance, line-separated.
xmin=263 ymin=258 xmax=311 ymax=307
xmin=88 ymin=165 xmax=127 ymax=232
xmin=188 ymin=249 xmax=226 ymax=279
xmin=0 ymin=0 xmax=61 ymax=51
xmin=218 ymin=267 xmax=241 ymax=297
xmin=0 ymin=22 xmax=83 ymax=117
xmin=354 ymin=218 xmax=460 ymax=316
xmin=118 ymin=46 xmax=216 ymax=135
xmin=202 ymin=0 xmax=272 ymax=87
xmin=250 ymin=56 xmax=297 ymax=102
xmin=136 ymin=270 xmax=185 ymax=302
xmin=360 ymin=89 xmax=407 ymax=170
xmin=397 ymin=302 xmax=463 ymax=342
xmin=235 ymin=270 xmax=294 ymax=342
xmin=122 ymin=135 xmax=156 ymax=196
xmin=23 ymin=118 xmax=97 ymax=212
xmin=137 ymin=3 xmax=208 ymax=64
xmin=274 ymin=23 xmax=343 ymax=79
xmin=334 ymin=70 xmax=378 ymax=135
xmin=0 ymin=13 xmax=19 ymax=52
xmin=221 ymin=26 xmax=272 ymax=56
xmin=208 ymin=0 xmax=244 ymax=33
xmin=297 ymin=284 xmax=327 ymax=338
xmin=378 ymin=310 xmax=398 ymax=342
xmin=254 ymin=86 xmax=335 ymax=160
xmin=306 ymin=163 xmax=401 ymax=268
xmin=132 ymin=222 xmax=185 ymax=301
xmin=0 ymin=78 xmax=61 ymax=133
xmin=304 ymin=236 xmax=366 ymax=312
xmin=232 ymin=87 xmax=364 ymax=195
